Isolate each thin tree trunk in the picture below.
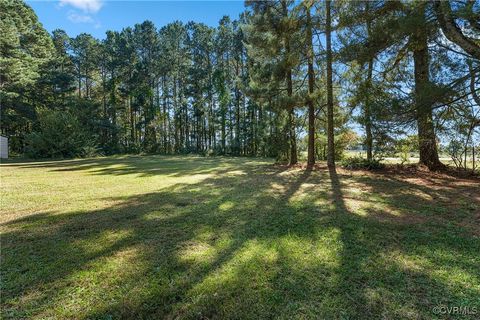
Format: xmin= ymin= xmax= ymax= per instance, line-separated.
xmin=110 ymin=75 xmax=117 ymax=151
xmin=221 ymin=106 xmax=226 ymax=154
xmin=306 ymin=6 xmax=315 ymax=166
xmin=326 ymin=0 xmax=335 ymax=168
xmin=364 ymin=1 xmax=374 ymax=161
xmin=287 ymin=71 xmax=297 ymax=165
xmin=162 ymin=76 xmax=168 ymax=153
xmin=129 ymin=97 xmax=134 ymax=145
xmin=282 ymin=0 xmax=297 ymax=165
xmin=78 ymin=64 xmax=82 ymax=98
xmin=473 ymin=145 xmax=476 ymax=172
xmin=235 ymin=91 xmax=241 ymax=155
xmin=173 ymin=77 xmax=179 ymax=152
xmin=230 ymin=103 xmax=234 ymax=153
xmin=365 ymin=58 xmax=374 ymax=161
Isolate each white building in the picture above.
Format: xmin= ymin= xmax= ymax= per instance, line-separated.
xmin=0 ymin=136 xmax=8 ymax=159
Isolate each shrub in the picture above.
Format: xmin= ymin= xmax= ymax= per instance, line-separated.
xmin=395 ymin=135 xmax=418 ymax=165
xmin=205 ymin=148 xmax=216 ymax=157
xmin=398 ymin=144 xmax=410 ymax=165
xmin=341 ymin=156 xmax=384 ymax=170
xmin=316 ymin=130 xmax=360 ymax=161
xmin=25 ymin=109 xmax=94 ymax=158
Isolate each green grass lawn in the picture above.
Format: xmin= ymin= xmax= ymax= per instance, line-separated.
xmin=1 ymin=155 xmax=479 ymax=319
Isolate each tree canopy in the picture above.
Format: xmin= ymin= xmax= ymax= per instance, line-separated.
xmin=1 ymin=0 xmax=479 ymax=171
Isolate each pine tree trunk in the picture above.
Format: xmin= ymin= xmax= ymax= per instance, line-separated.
xmin=235 ymin=87 xmax=241 ymax=155
xmin=288 ymin=107 xmax=297 ymax=165
xmin=162 ymin=76 xmax=168 ymax=153
xmin=365 ymin=2 xmax=373 ymax=161
xmin=111 ymin=77 xmax=117 ymax=151
xmin=365 ymin=58 xmax=373 ymax=161
xmin=222 ymin=111 xmax=226 ymax=154
xmin=229 ymin=104 xmax=234 ymax=153
xmin=78 ymin=64 xmax=82 ymax=98
xmin=413 ymin=6 xmax=443 ymax=170
xmin=129 ymin=97 xmax=135 ymax=145
xmin=326 ymin=0 xmax=335 ymax=168
xmin=173 ymin=77 xmax=179 ymax=152
xmin=306 ymin=7 xmax=316 ymax=166
xmin=287 ymin=68 xmax=297 ymax=165
xmin=281 ymin=0 xmax=297 ymax=165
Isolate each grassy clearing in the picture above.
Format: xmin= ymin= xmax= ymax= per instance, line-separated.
xmin=343 ymin=150 xmax=479 ymax=171
xmin=1 ymin=155 xmax=479 ymax=319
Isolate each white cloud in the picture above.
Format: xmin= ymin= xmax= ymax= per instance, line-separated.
xmin=60 ymin=0 xmax=103 ymax=13
xmin=67 ymin=12 xmax=94 ymax=24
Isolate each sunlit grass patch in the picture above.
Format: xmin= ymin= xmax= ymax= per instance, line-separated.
xmin=1 ymin=155 xmax=479 ymax=319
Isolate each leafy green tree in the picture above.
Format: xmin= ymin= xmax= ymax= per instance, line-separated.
xmin=0 ymin=0 xmax=55 ymax=152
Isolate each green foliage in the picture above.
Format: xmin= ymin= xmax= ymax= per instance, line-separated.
xmin=446 ymin=140 xmax=478 ymax=171
xmin=396 ymin=135 xmax=418 ymax=165
xmin=316 ymin=130 xmax=359 ymax=161
xmin=372 ymin=132 xmax=397 ymax=159
xmin=0 ymin=0 xmax=56 ymax=152
xmin=341 ymin=156 xmax=384 ymax=170
xmin=2 ymin=0 xmax=478 ymax=168
xmin=0 ymin=0 xmax=54 ymax=92
xmin=398 ymin=144 xmax=410 ymax=165
xmin=25 ymin=110 xmax=95 ymax=158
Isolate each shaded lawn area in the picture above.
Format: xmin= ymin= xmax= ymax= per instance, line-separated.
xmin=1 ymin=155 xmax=479 ymax=319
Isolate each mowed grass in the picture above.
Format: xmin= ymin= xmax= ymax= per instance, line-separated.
xmin=1 ymin=155 xmax=479 ymax=319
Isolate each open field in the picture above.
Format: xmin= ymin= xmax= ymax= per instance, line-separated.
xmin=343 ymin=150 xmax=479 ymax=169
xmin=1 ymin=155 xmax=479 ymax=319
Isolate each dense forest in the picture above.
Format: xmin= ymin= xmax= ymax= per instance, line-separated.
xmin=1 ymin=0 xmax=479 ymax=170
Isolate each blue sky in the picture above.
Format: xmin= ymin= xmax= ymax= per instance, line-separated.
xmin=27 ymin=0 xmax=246 ymax=39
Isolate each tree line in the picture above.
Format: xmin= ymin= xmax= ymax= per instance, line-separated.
xmin=1 ymin=0 xmax=479 ymax=170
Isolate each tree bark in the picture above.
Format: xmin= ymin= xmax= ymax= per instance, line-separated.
xmin=413 ymin=6 xmax=443 ymax=170
xmin=288 ymin=106 xmax=297 ymax=165
xmin=235 ymin=85 xmax=241 ymax=155
xmin=433 ymin=1 xmax=480 ymax=60
xmin=282 ymin=0 xmax=297 ymax=165
xmin=287 ymin=66 xmax=297 ymax=165
xmin=365 ymin=59 xmax=374 ymax=161
xmin=306 ymin=6 xmax=316 ymax=166
xmin=110 ymin=74 xmax=117 ymax=151
xmin=365 ymin=4 xmax=374 ymax=161
xmin=326 ymin=0 xmax=335 ymax=168
xmin=162 ymin=76 xmax=168 ymax=153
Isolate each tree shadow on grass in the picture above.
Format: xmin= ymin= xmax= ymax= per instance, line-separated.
xmin=3 ymin=155 xmax=271 ymax=178
xmin=328 ymin=167 xmax=480 ymax=319
xmin=2 ymin=161 xmax=479 ymax=319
